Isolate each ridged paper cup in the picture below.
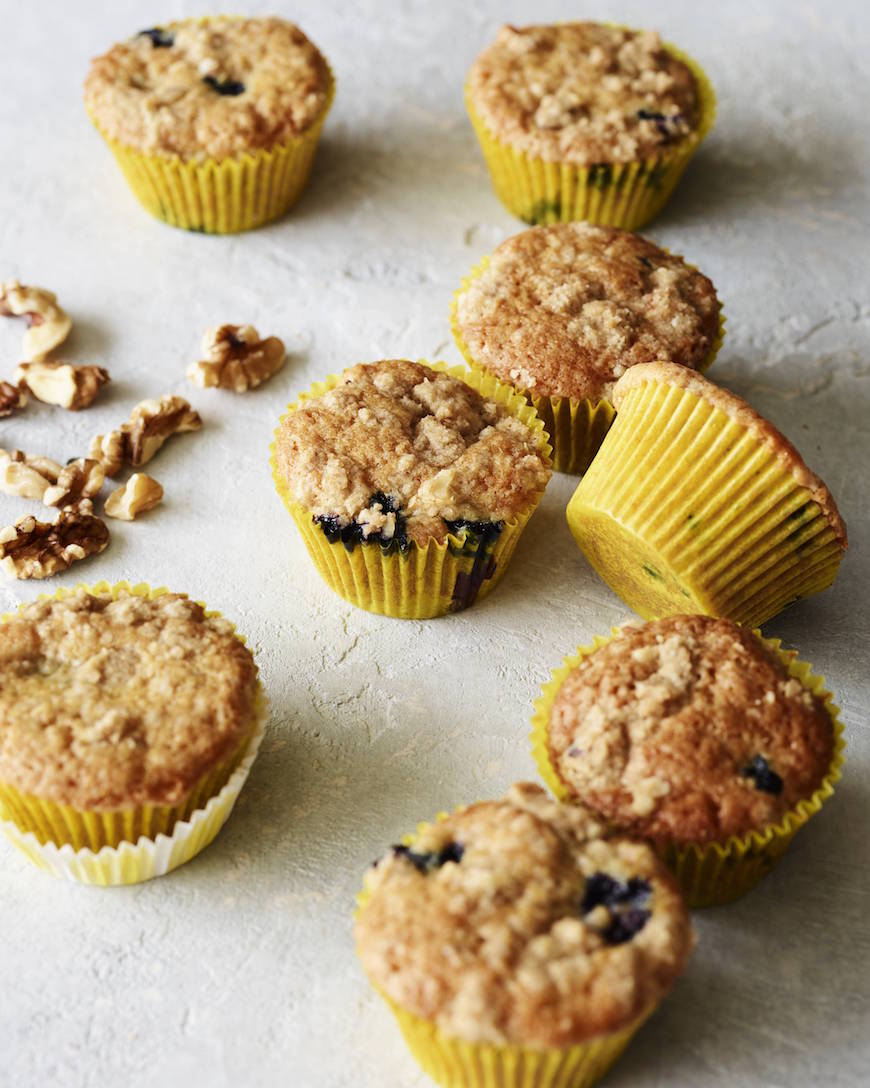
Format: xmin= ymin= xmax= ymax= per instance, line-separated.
xmin=466 ymin=36 xmax=715 ymax=230
xmin=270 ymin=361 xmax=552 ymax=619
xmin=355 ymin=813 xmax=652 ymax=1088
xmin=450 ymin=256 xmax=725 ymax=474
xmin=530 ymin=628 xmax=846 ymax=908
xmin=0 ymin=581 xmax=267 ymax=885
xmin=566 ymin=366 xmax=847 ymax=627
xmin=86 ymin=19 xmax=335 ymax=234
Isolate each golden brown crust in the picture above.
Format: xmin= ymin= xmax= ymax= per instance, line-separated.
xmin=0 ymin=590 xmax=258 ymax=810
xmin=356 ymin=783 xmax=693 ymax=1047
xmin=467 ymin=23 xmax=699 ymax=165
xmin=273 ymin=360 xmax=551 ymax=546
xmin=613 ymin=362 xmax=847 ymax=547
xmin=84 ymin=17 xmax=332 ymax=161
xmin=547 ymin=616 xmax=835 ymax=845
xmin=455 ymin=224 xmax=720 ymax=402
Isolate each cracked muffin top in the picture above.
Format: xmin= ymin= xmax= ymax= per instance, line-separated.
xmin=84 ymin=16 xmax=332 ymax=160
xmin=355 ymin=782 xmax=693 ymax=1047
xmin=454 ymin=223 xmax=720 ymax=402
xmin=467 ymin=23 xmax=700 ymax=165
xmin=273 ymin=360 xmax=551 ymax=547
xmin=546 ymin=615 xmax=836 ymax=845
xmin=0 ymin=590 xmax=259 ymax=810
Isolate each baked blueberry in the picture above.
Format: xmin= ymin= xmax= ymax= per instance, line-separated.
xmin=581 ymin=871 xmax=652 ymax=945
xmin=137 ymin=27 xmax=174 ymax=48
xmin=742 ymin=755 xmax=784 ymax=795
xmin=392 ymin=842 xmax=465 ymax=873
xmin=203 ymin=75 xmax=246 ymax=96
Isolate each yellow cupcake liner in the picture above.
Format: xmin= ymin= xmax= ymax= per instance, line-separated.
xmin=356 ymin=814 xmax=652 ymax=1088
xmin=565 ymin=376 xmax=845 ymax=627
xmin=531 ymin=629 xmax=846 ymax=908
xmin=86 ymin=19 xmax=335 ymax=233
xmin=450 ymin=255 xmax=725 ymax=474
xmin=0 ymin=581 xmax=267 ymax=885
xmin=269 ymin=361 xmax=552 ymax=619
xmin=466 ymin=36 xmax=715 ymax=231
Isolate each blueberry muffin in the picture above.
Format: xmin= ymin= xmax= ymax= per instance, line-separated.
xmin=84 ymin=16 xmax=334 ymax=231
xmin=452 ymin=223 xmax=723 ymax=472
xmin=271 ymin=359 xmax=551 ymax=618
xmin=356 ymin=782 xmax=693 ymax=1088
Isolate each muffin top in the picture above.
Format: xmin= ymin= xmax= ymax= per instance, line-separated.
xmin=454 ymin=223 xmax=720 ymax=402
xmin=356 ymin=782 xmax=692 ymax=1047
xmin=273 ymin=360 xmax=551 ymax=547
xmin=546 ymin=615 xmax=836 ymax=845
xmin=613 ymin=362 xmax=848 ymax=547
xmin=84 ymin=17 xmax=332 ymax=160
xmin=0 ymin=590 xmax=259 ymax=810
xmin=467 ymin=23 xmax=700 ymax=164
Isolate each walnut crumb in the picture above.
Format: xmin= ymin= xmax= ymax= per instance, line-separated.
xmin=42 ymin=458 xmax=105 ymax=508
xmin=89 ymin=394 xmax=202 ymax=476
xmin=104 ymin=473 xmax=164 ymax=521
xmin=0 ymin=508 xmax=109 ymax=580
xmin=188 ymin=324 xmax=286 ymax=392
xmin=0 ymin=448 xmax=63 ymax=501
xmin=14 ymin=360 xmax=110 ymax=410
xmin=0 ymin=280 xmax=72 ymax=361
xmin=0 ymin=381 xmax=27 ymax=417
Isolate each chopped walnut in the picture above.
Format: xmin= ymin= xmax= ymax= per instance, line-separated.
xmin=0 ymin=448 xmax=62 ymax=500
xmin=42 ymin=458 xmax=105 ymax=508
xmin=0 ymin=381 xmax=26 ymax=417
xmin=187 ymin=324 xmax=286 ymax=392
xmin=14 ymin=360 xmax=110 ymax=410
xmin=88 ymin=394 xmax=202 ymax=476
xmin=0 ymin=508 xmax=109 ymax=580
xmin=0 ymin=280 xmax=72 ymax=361
xmin=104 ymin=473 xmax=164 ymax=521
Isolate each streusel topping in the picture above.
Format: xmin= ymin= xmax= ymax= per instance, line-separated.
xmin=274 ymin=360 xmax=551 ymax=546
xmin=467 ymin=23 xmax=699 ymax=164
xmin=84 ymin=17 xmax=332 ymax=160
xmin=356 ymin=782 xmax=693 ymax=1047
xmin=0 ymin=590 xmax=259 ymax=809
xmin=547 ymin=616 xmax=835 ymax=844
xmin=455 ymin=224 xmax=720 ymax=401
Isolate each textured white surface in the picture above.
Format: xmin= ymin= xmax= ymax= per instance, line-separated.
xmin=0 ymin=2 xmax=868 ymax=1086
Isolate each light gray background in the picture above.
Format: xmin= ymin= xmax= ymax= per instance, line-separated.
xmin=0 ymin=2 xmax=868 ymax=1086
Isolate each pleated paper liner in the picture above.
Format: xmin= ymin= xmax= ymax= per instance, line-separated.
xmin=269 ymin=361 xmax=552 ymax=619
xmin=449 ymin=255 xmax=725 ymax=474
xmin=0 ymin=581 xmax=267 ymax=885
xmin=530 ymin=629 xmax=845 ymax=909
xmin=566 ymin=375 xmax=845 ymax=627
xmin=465 ymin=36 xmax=716 ymax=230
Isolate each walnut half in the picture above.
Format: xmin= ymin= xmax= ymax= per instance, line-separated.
xmin=0 ymin=280 xmax=72 ymax=361
xmin=0 ymin=381 xmax=26 ymax=418
xmin=0 ymin=508 xmax=109 ymax=580
xmin=42 ymin=458 xmax=105 ymax=508
xmin=104 ymin=473 xmax=163 ymax=521
xmin=0 ymin=448 xmax=62 ymax=501
xmin=187 ymin=324 xmax=286 ymax=392
xmin=89 ymin=394 xmax=202 ymax=476
xmin=15 ymin=360 xmax=110 ymax=410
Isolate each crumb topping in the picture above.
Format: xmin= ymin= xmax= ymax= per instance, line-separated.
xmin=455 ymin=224 xmax=720 ymax=401
xmin=547 ymin=616 xmax=835 ymax=844
xmin=356 ymin=782 xmax=693 ymax=1047
xmin=274 ymin=360 xmax=551 ymax=546
xmin=0 ymin=590 xmax=258 ymax=809
xmin=467 ymin=23 xmax=699 ymax=164
xmin=84 ymin=16 xmax=332 ymax=160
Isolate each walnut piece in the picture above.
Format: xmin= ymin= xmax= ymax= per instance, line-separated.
xmin=187 ymin=324 xmax=286 ymax=392
xmin=0 ymin=381 xmax=26 ymax=417
xmin=0 ymin=280 xmax=72 ymax=361
xmin=0 ymin=448 xmax=62 ymax=500
xmin=14 ymin=360 xmax=110 ymax=410
xmin=0 ymin=508 xmax=109 ymax=580
xmin=88 ymin=394 xmax=202 ymax=476
xmin=42 ymin=458 xmax=105 ymax=508
xmin=104 ymin=473 xmax=164 ymax=521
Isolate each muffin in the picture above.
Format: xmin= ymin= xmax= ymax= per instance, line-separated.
xmin=451 ymin=223 xmax=723 ymax=472
xmin=0 ymin=583 xmax=265 ymax=884
xmin=566 ymin=361 xmax=847 ymax=627
xmin=531 ymin=616 xmax=845 ymax=907
xmin=356 ymin=782 xmax=693 ymax=1088
xmin=465 ymin=23 xmax=715 ymax=229
xmin=84 ymin=16 xmax=334 ymax=232
xmin=270 ymin=359 xmax=551 ymax=619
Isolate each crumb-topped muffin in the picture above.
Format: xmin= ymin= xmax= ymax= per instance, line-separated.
xmin=356 ymin=783 xmax=692 ymax=1084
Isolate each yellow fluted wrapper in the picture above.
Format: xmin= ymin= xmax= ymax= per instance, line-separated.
xmin=565 ymin=375 xmax=845 ymax=626
xmin=450 ymin=256 xmax=725 ymax=474
xmin=466 ymin=37 xmax=715 ymax=230
xmin=0 ymin=581 xmax=266 ymax=885
xmin=530 ymin=630 xmax=845 ymax=908
xmin=270 ymin=361 xmax=552 ymax=619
